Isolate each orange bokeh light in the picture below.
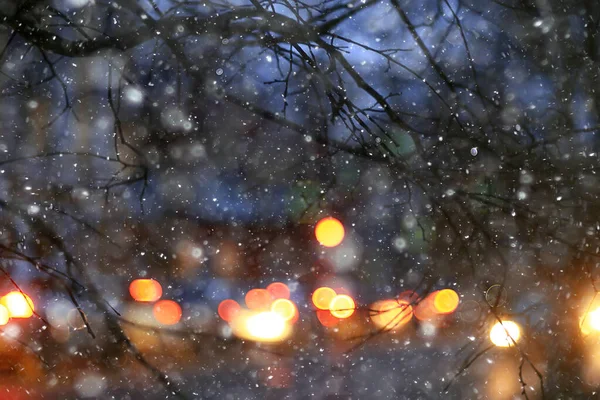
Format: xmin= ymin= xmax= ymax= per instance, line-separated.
xmin=0 ymin=304 xmax=8 ymax=325
xmin=413 ymin=295 xmax=437 ymax=321
xmin=218 ymin=299 xmax=241 ymax=322
xmin=245 ymin=288 xmax=272 ymax=310
xmin=316 ymin=309 xmax=339 ymax=327
xmin=271 ymin=299 xmax=297 ymax=322
xmin=312 ymin=287 xmax=337 ymax=310
xmin=266 ymin=282 xmax=290 ymax=300
xmin=1 ymin=291 xmax=34 ymax=319
xmin=433 ymin=289 xmax=460 ymax=314
xmin=153 ymin=300 xmax=182 ymax=325
xmin=370 ymin=299 xmax=413 ymax=331
xmin=315 ymin=217 xmax=345 ymax=247
xmin=329 ymin=294 xmax=355 ymax=319
xmin=129 ymin=279 xmax=162 ymax=302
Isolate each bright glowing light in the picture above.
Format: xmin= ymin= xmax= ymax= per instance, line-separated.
xmin=245 ymin=289 xmax=272 ymax=310
xmin=329 ymin=294 xmax=355 ymax=319
xmin=370 ymin=299 xmax=413 ymax=331
xmin=271 ymin=299 xmax=297 ymax=322
xmin=490 ymin=320 xmax=521 ymax=347
xmin=0 ymin=304 xmax=8 ymax=325
xmin=312 ymin=287 xmax=337 ymax=310
xmin=1 ymin=291 xmax=34 ymax=318
xmin=129 ymin=279 xmax=162 ymax=302
xmin=315 ymin=217 xmax=345 ymax=247
xmin=266 ymin=282 xmax=290 ymax=300
xmin=589 ymin=309 xmax=600 ymax=331
xmin=153 ymin=300 xmax=182 ymax=325
xmin=218 ymin=299 xmax=241 ymax=322
xmin=433 ymin=289 xmax=460 ymax=314
xmin=231 ymin=310 xmax=291 ymax=342
xmin=581 ymin=307 xmax=600 ymax=335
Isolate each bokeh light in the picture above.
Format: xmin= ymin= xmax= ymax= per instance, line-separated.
xmin=490 ymin=320 xmax=521 ymax=347
xmin=370 ymin=299 xmax=413 ymax=331
xmin=245 ymin=288 xmax=272 ymax=310
xmin=231 ymin=310 xmax=291 ymax=342
xmin=129 ymin=279 xmax=163 ymax=302
xmin=312 ymin=287 xmax=337 ymax=310
xmin=1 ymin=291 xmax=34 ymax=318
xmin=433 ymin=289 xmax=460 ymax=314
xmin=316 ymin=309 xmax=339 ymax=327
xmin=315 ymin=217 xmax=345 ymax=247
xmin=271 ymin=299 xmax=297 ymax=322
xmin=329 ymin=294 xmax=355 ymax=319
xmin=0 ymin=304 xmax=9 ymax=325
xmin=153 ymin=300 xmax=182 ymax=325
xmin=266 ymin=282 xmax=290 ymax=300
xmin=413 ymin=295 xmax=437 ymax=321
xmin=218 ymin=299 xmax=241 ymax=322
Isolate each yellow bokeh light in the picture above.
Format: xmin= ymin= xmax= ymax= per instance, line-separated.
xmin=312 ymin=287 xmax=337 ymax=310
xmin=271 ymin=299 xmax=297 ymax=322
xmin=370 ymin=299 xmax=412 ymax=331
xmin=315 ymin=217 xmax=345 ymax=247
xmin=1 ymin=291 xmax=34 ymax=319
xmin=581 ymin=307 xmax=600 ymax=335
xmin=0 ymin=304 xmax=8 ymax=325
xmin=231 ymin=310 xmax=291 ymax=342
xmin=490 ymin=320 xmax=521 ymax=347
xmin=329 ymin=294 xmax=355 ymax=319
xmin=433 ymin=289 xmax=460 ymax=314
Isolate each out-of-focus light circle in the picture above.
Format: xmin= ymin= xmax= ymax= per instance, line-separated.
xmin=315 ymin=217 xmax=345 ymax=247
xmin=370 ymin=299 xmax=412 ymax=331
xmin=243 ymin=311 xmax=289 ymax=342
xmin=1 ymin=291 xmax=34 ymax=318
xmin=581 ymin=307 xmax=600 ymax=335
xmin=490 ymin=320 xmax=520 ymax=347
xmin=433 ymin=289 xmax=460 ymax=314
xmin=153 ymin=300 xmax=182 ymax=325
xmin=129 ymin=279 xmax=162 ymax=302
xmin=329 ymin=294 xmax=355 ymax=319
xmin=312 ymin=287 xmax=337 ymax=310
xmin=271 ymin=299 xmax=297 ymax=322
xmin=218 ymin=299 xmax=241 ymax=322
xmin=245 ymin=289 xmax=272 ymax=310
xmin=588 ymin=308 xmax=600 ymax=331
xmin=0 ymin=304 xmax=9 ymax=325
xmin=266 ymin=282 xmax=290 ymax=300
xmin=316 ymin=309 xmax=339 ymax=327
xmin=413 ymin=295 xmax=437 ymax=321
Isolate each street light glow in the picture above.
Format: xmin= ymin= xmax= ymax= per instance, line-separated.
xmin=490 ymin=320 xmax=521 ymax=347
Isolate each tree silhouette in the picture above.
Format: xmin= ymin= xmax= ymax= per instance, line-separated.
xmin=0 ymin=0 xmax=598 ymax=398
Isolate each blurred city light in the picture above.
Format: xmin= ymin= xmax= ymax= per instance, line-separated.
xmin=231 ymin=310 xmax=291 ymax=342
xmin=1 ymin=291 xmax=34 ymax=319
xmin=312 ymin=287 xmax=337 ymax=310
xmin=245 ymin=288 xmax=272 ymax=310
xmin=0 ymin=304 xmax=9 ymax=325
xmin=433 ymin=289 xmax=460 ymax=314
xmin=129 ymin=279 xmax=163 ymax=302
xmin=218 ymin=299 xmax=241 ymax=322
xmin=271 ymin=299 xmax=297 ymax=322
xmin=329 ymin=294 xmax=355 ymax=319
xmin=153 ymin=300 xmax=182 ymax=325
xmin=316 ymin=309 xmax=340 ymax=327
xmin=266 ymin=282 xmax=290 ymax=300
xmin=315 ymin=217 xmax=345 ymax=247
xmin=490 ymin=320 xmax=521 ymax=347
xmin=370 ymin=299 xmax=413 ymax=331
